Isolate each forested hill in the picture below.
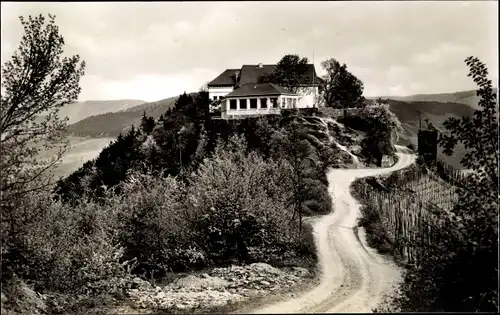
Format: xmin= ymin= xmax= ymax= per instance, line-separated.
xmin=66 ymin=94 xmax=193 ymax=137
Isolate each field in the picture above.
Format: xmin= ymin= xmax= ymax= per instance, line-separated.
xmin=40 ymin=136 xmax=115 ymax=179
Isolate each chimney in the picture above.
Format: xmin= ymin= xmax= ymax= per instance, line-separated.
xmin=257 ymin=63 xmax=263 ymax=69
xmin=233 ymin=70 xmax=241 ymax=87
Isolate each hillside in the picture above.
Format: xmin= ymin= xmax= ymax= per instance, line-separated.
xmin=386 ymin=99 xmax=475 ymax=169
xmin=57 ymin=99 xmax=145 ymax=124
xmin=65 ymin=90 xmax=481 ymax=168
xmin=379 ymin=88 xmax=497 ymax=110
xmin=66 ymin=95 xmax=186 ymax=137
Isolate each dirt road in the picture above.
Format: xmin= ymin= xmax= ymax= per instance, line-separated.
xmin=250 ymin=146 xmax=416 ymax=313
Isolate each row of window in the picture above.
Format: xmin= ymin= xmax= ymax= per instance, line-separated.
xmin=229 ymin=98 xmax=280 ymax=110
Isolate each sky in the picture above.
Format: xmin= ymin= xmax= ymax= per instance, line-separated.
xmin=1 ymin=1 xmax=498 ymax=102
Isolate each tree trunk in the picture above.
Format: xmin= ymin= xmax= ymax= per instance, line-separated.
xmin=376 ymin=154 xmax=383 ymax=167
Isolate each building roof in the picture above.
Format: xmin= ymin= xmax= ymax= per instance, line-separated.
xmin=238 ymin=64 xmax=277 ymax=86
xmin=208 ymin=64 xmax=324 ymax=87
xmin=224 ymin=83 xmax=297 ymax=98
xmin=207 ymin=69 xmax=240 ymax=86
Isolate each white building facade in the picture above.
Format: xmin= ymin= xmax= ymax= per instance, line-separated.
xmin=208 ymin=86 xmax=234 ymax=102
xmin=207 ymin=64 xmax=323 ymax=118
xmin=221 ymin=89 xmax=300 ymax=119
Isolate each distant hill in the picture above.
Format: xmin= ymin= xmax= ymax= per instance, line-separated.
xmin=66 ymin=94 xmax=191 ymax=138
xmin=385 ymin=99 xmax=476 ymax=169
xmin=378 ymin=88 xmax=498 ymax=110
xmin=58 ymin=99 xmax=146 ymax=124
xmin=374 ymin=89 xmax=499 ymax=168
xmin=66 ymin=90 xmax=488 ymax=168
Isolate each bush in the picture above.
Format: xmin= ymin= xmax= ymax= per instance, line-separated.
xmin=301 ymin=178 xmax=332 ymax=215
xmin=1 ymin=190 xmax=132 ymax=296
xmin=186 ymin=135 xmax=303 ymax=265
xmin=113 ymin=171 xmax=203 ymax=278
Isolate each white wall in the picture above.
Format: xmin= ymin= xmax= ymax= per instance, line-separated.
xmin=297 ymin=86 xmax=319 ymax=108
xmin=208 ymin=86 xmax=234 ymax=101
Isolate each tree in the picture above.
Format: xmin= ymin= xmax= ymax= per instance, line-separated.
xmin=264 ymin=54 xmax=311 ymax=94
xmin=439 ymin=56 xmax=498 ymax=187
xmin=1 ymin=14 xmax=85 ymax=216
xmin=320 ymin=58 xmax=365 ymax=114
xmin=1 ymin=14 xmax=85 ymax=283
xmin=1 ymin=14 xmax=85 ymax=196
xmin=140 ymin=111 xmax=156 ymax=135
xmin=436 ymin=57 xmax=498 ymax=310
xmin=277 ymin=120 xmax=317 ymax=231
xmin=357 ymin=104 xmax=403 ymax=166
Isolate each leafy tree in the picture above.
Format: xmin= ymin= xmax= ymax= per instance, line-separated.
xmin=439 ymin=56 xmax=498 ymax=186
xmin=277 ymin=120 xmax=317 ymax=231
xmin=320 ymin=58 xmax=365 ymax=114
xmin=1 ymin=14 xmax=85 ymax=257
xmin=356 ymin=104 xmax=403 ymax=166
xmin=264 ymin=54 xmax=311 ymax=93
xmin=0 ymin=14 xmax=85 ymax=199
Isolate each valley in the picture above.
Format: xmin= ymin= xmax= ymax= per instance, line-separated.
xmin=39 ymin=90 xmax=479 ymax=180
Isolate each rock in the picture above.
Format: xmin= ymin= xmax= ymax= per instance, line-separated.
xmin=292 ymin=267 xmax=310 ymax=277
xmin=201 ymin=273 xmax=210 ymax=279
xmin=171 ymin=274 xmax=229 ymax=291
xmin=128 ymin=289 xmax=139 ymax=296
xmin=249 ymin=263 xmax=283 ymax=276
xmin=260 ymin=280 xmax=271 ymax=286
xmin=131 ymin=277 xmax=152 ymax=290
xmin=176 ymin=303 xmax=187 ymax=310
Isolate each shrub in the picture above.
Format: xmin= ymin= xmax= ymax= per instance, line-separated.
xmin=186 ymin=135 xmax=302 ymax=265
xmin=113 ymin=171 xmax=202 ymax=278
xmin=1 ymin=190 xmax=132 ymax=296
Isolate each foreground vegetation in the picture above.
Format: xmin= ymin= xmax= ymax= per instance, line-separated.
xmin=1 ymin=15 xmax=386 ymax=311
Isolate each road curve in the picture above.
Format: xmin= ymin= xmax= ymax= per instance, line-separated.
xmin=250 ymin=146 xmax=417 ymax=314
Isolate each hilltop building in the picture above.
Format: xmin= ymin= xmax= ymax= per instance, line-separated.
xmin=207 ymin=63 xmax=323 ymax=119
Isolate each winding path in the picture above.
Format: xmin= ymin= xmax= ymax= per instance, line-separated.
xmin=250 ymin=146 xmax=417 ymax=314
